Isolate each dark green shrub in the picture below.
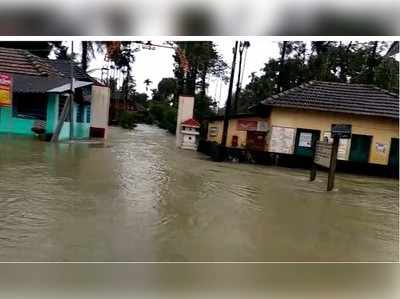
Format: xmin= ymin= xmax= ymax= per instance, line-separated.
xmin=119 ymin=111 xmax=138 ymax=129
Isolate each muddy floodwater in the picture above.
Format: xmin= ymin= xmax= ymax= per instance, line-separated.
xmin=0 ymin=124 xmax=398 ymax=261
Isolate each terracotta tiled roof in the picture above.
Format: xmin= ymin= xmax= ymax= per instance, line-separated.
xmin=0 ymin=47 xmax=61 ymax=76
xmin=0 ymin=47 xmax=99 ymax=93
xmin=182 ymin=118 xmax=200 ymax=127
xmin=45 ymin=59 xmax=101 ymax=84
xmin=261 ymin=81 xmax=399 ymax=119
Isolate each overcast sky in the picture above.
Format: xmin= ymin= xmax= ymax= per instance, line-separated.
xmin=86 ymin=40 xmax=281 ymax=107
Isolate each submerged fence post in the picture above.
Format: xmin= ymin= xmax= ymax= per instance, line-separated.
xmin=327 ymin=136 xmax=339 ymax=191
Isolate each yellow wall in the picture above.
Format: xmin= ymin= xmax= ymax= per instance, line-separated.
xmin=207 ymin=117 xmax=266 ymax=148
xmin=270 ymin=107 xmax=399 ymax=165
xmin=206 ymin=108 xmax=398 ymax=165
xmin=207 ymin=120 xmax=224 ymax=144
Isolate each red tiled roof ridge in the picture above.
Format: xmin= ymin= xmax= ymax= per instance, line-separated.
xmin=182 ymin=118 xmax=200 ymax=127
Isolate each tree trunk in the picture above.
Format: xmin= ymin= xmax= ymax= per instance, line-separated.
xmin=277 ymin=41 xmax=288 ymax=93
xmin=200 ymin=65 xmax=208 ymax=97
xmin=81 ymin=41 xmax=88 ymax=71
xmin=234 ymin=45 xmax=244 ymax=113
xmin=367 ymin=41 xmax=378 ymax=84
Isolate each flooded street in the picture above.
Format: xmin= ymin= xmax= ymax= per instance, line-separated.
xmin=0 ymin=124 xmax=398 ymax=261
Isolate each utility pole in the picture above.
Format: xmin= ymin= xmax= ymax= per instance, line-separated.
xmin=69 ymin=41 xmax=75 ymax=140
xmin=233 ymin=41 xmax=250 ymax=114
xmin=220 ymin=41 xmax=239 ymax=152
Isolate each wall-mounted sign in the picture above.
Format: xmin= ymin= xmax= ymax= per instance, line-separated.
xmin=331 ymin=124 xmax=352 ymax=138
xmin=257 ymin=121 xmax=269 ymax=132
xmin=314 ymin=141 xmax=332 ymax=168
xmin=237 ymin=120 xmax=258 ymax=131
xmin=376 ymin=143 xmax=386 ymax=154
xmin=323 ymin=131 xmax=351 ymax=161
xmin=209 ymin=127 xmax=218 ymax=137
xmin=0 ymin=73 xmax=12 ymax=106
xmin=298 ymin=132 xmax=312 ymax=147
xmin=268 ymin=126 xmax=296 ymax=154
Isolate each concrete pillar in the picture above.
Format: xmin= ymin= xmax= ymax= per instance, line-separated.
xmin=176 ymin=96 xmax=194 ymax=147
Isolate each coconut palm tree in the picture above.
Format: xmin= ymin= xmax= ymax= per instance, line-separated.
xmin=144 ymin=78 xmax=152 ymax=92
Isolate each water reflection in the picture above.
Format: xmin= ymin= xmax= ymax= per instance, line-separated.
xmin=0 ymin=125 xmax=398 ymax=261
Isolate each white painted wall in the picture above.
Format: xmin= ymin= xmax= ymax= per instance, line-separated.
xmin=91 ymin=85 xmax=110 ymax=139
xmin=176 ymin=96 xmax=194 ymax=147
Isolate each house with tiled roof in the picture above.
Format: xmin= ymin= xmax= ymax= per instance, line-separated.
xmin=0 ymin=47 xmax=110 ymax=139
xmin=206 ymin=81 xmax=399 ymax=176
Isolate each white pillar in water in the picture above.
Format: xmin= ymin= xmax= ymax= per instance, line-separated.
xmin=176 ymin=95 xmax=194 ymax=147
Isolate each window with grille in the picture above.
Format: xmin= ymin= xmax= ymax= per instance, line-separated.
xmin=76 ymin=104 xmax=84 ymax=123
xmin=86 ymin=104 xmax=91 ymax=123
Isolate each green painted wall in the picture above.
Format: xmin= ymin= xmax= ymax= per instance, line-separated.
xmin=58 ymin=102 xmax=90 ymax=140
xmin=0 ymin=94 xmax=90 ymax=140
xmin=0 ymin=106 xmax=36 ymax=135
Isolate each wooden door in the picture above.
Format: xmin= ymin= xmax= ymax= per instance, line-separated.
xmin=349 ymin=134 xmax=372 ymax=163
xmin=294 ymin=129 xmax=320 ymax=157
xmin=246 ymin=131 xmax=266 ymax=151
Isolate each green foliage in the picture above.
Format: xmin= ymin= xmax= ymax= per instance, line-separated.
xmin=239 ymin=41 xmax=399 ymax=112
xmin=119 ymin=111 xmax=138 ymax=129
xmin=152 ymin=77 xmax=178 ymax=105
xmin=173 ymin=41 xmax=228 ymax=95
xmin=148 ymin=102 xmax=177 ymax=134
xmin=0 ymin=41 xmax=53 ymax=58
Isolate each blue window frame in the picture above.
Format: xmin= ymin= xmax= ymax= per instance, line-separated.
xmin=86 ymin=104 xmax=91 ymax=123
xmin=76 ymin=104 xmax=84 ymax=123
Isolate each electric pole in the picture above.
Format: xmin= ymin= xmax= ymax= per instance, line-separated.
xmin=221 ymin=41 xmax=239 ymax=151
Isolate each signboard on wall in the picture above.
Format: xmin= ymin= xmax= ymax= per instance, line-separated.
xmin=209 ymin=127 xmax=218 ymax=137
xmin=257 ymin=121 xmax=269 ymax=132
xmin=237 ymin=120 xmax=258 ymax=131
xmin=332 ymin=124 xmax=352 ymax=138
xmin=314 ymin=141 xmax=332 ymax=168
xmin=323 ymin=131 xmax=351 ymax=160
xmin=0 ymin=73 xmax=12 ymax=106
xmin=375 ymin=143 xmax=386 ymax=154
xmin=268 ymin=126 xmax=296 ymax=154
xmin=298 ymin=132 xmax=312 ymax=147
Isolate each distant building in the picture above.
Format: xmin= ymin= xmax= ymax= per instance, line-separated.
xmin=0 ymin=47 xmax=110 ymax=140
xmin=205 ymin=81 xmax=399 ymax=176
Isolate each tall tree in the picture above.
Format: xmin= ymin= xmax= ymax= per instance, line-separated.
xmin=144 ymin=78 xmax=153 ymax=92
xmin=0 ymin=41 xmax=53 ymax=57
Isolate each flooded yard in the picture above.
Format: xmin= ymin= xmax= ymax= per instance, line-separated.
xmin=0 ymin=124 xmax=398 ymax=261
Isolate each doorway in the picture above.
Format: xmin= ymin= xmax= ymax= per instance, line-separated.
xmin=388 ymin=138 xmax=399 ymax=176
xmin=294 ymin=129 xmax=320 ymax=157
xmin=246 ymin=131 xmax=266 ymax=151
xmin=349 ymin=134 xmax=372 ymax=163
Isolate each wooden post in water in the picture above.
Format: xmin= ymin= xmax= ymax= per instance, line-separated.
xmin=327 ymin=136 xmax=340 ymax=191
xmin=310 ymin=138 xmax=318 ymax=181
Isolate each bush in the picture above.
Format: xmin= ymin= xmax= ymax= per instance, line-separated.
xmin=148 ymin=102 xmax=177 ymax=134
xmin=119 ymin=111 xmax=138 ymax=129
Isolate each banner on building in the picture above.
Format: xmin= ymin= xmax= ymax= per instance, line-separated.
xmin=237 ymin=120 xmax=258 ymax=131
xmin=268 ymin=126 xmax=296 ymax=154
xmin=0 ymin=73 xmax=12 ymax=106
